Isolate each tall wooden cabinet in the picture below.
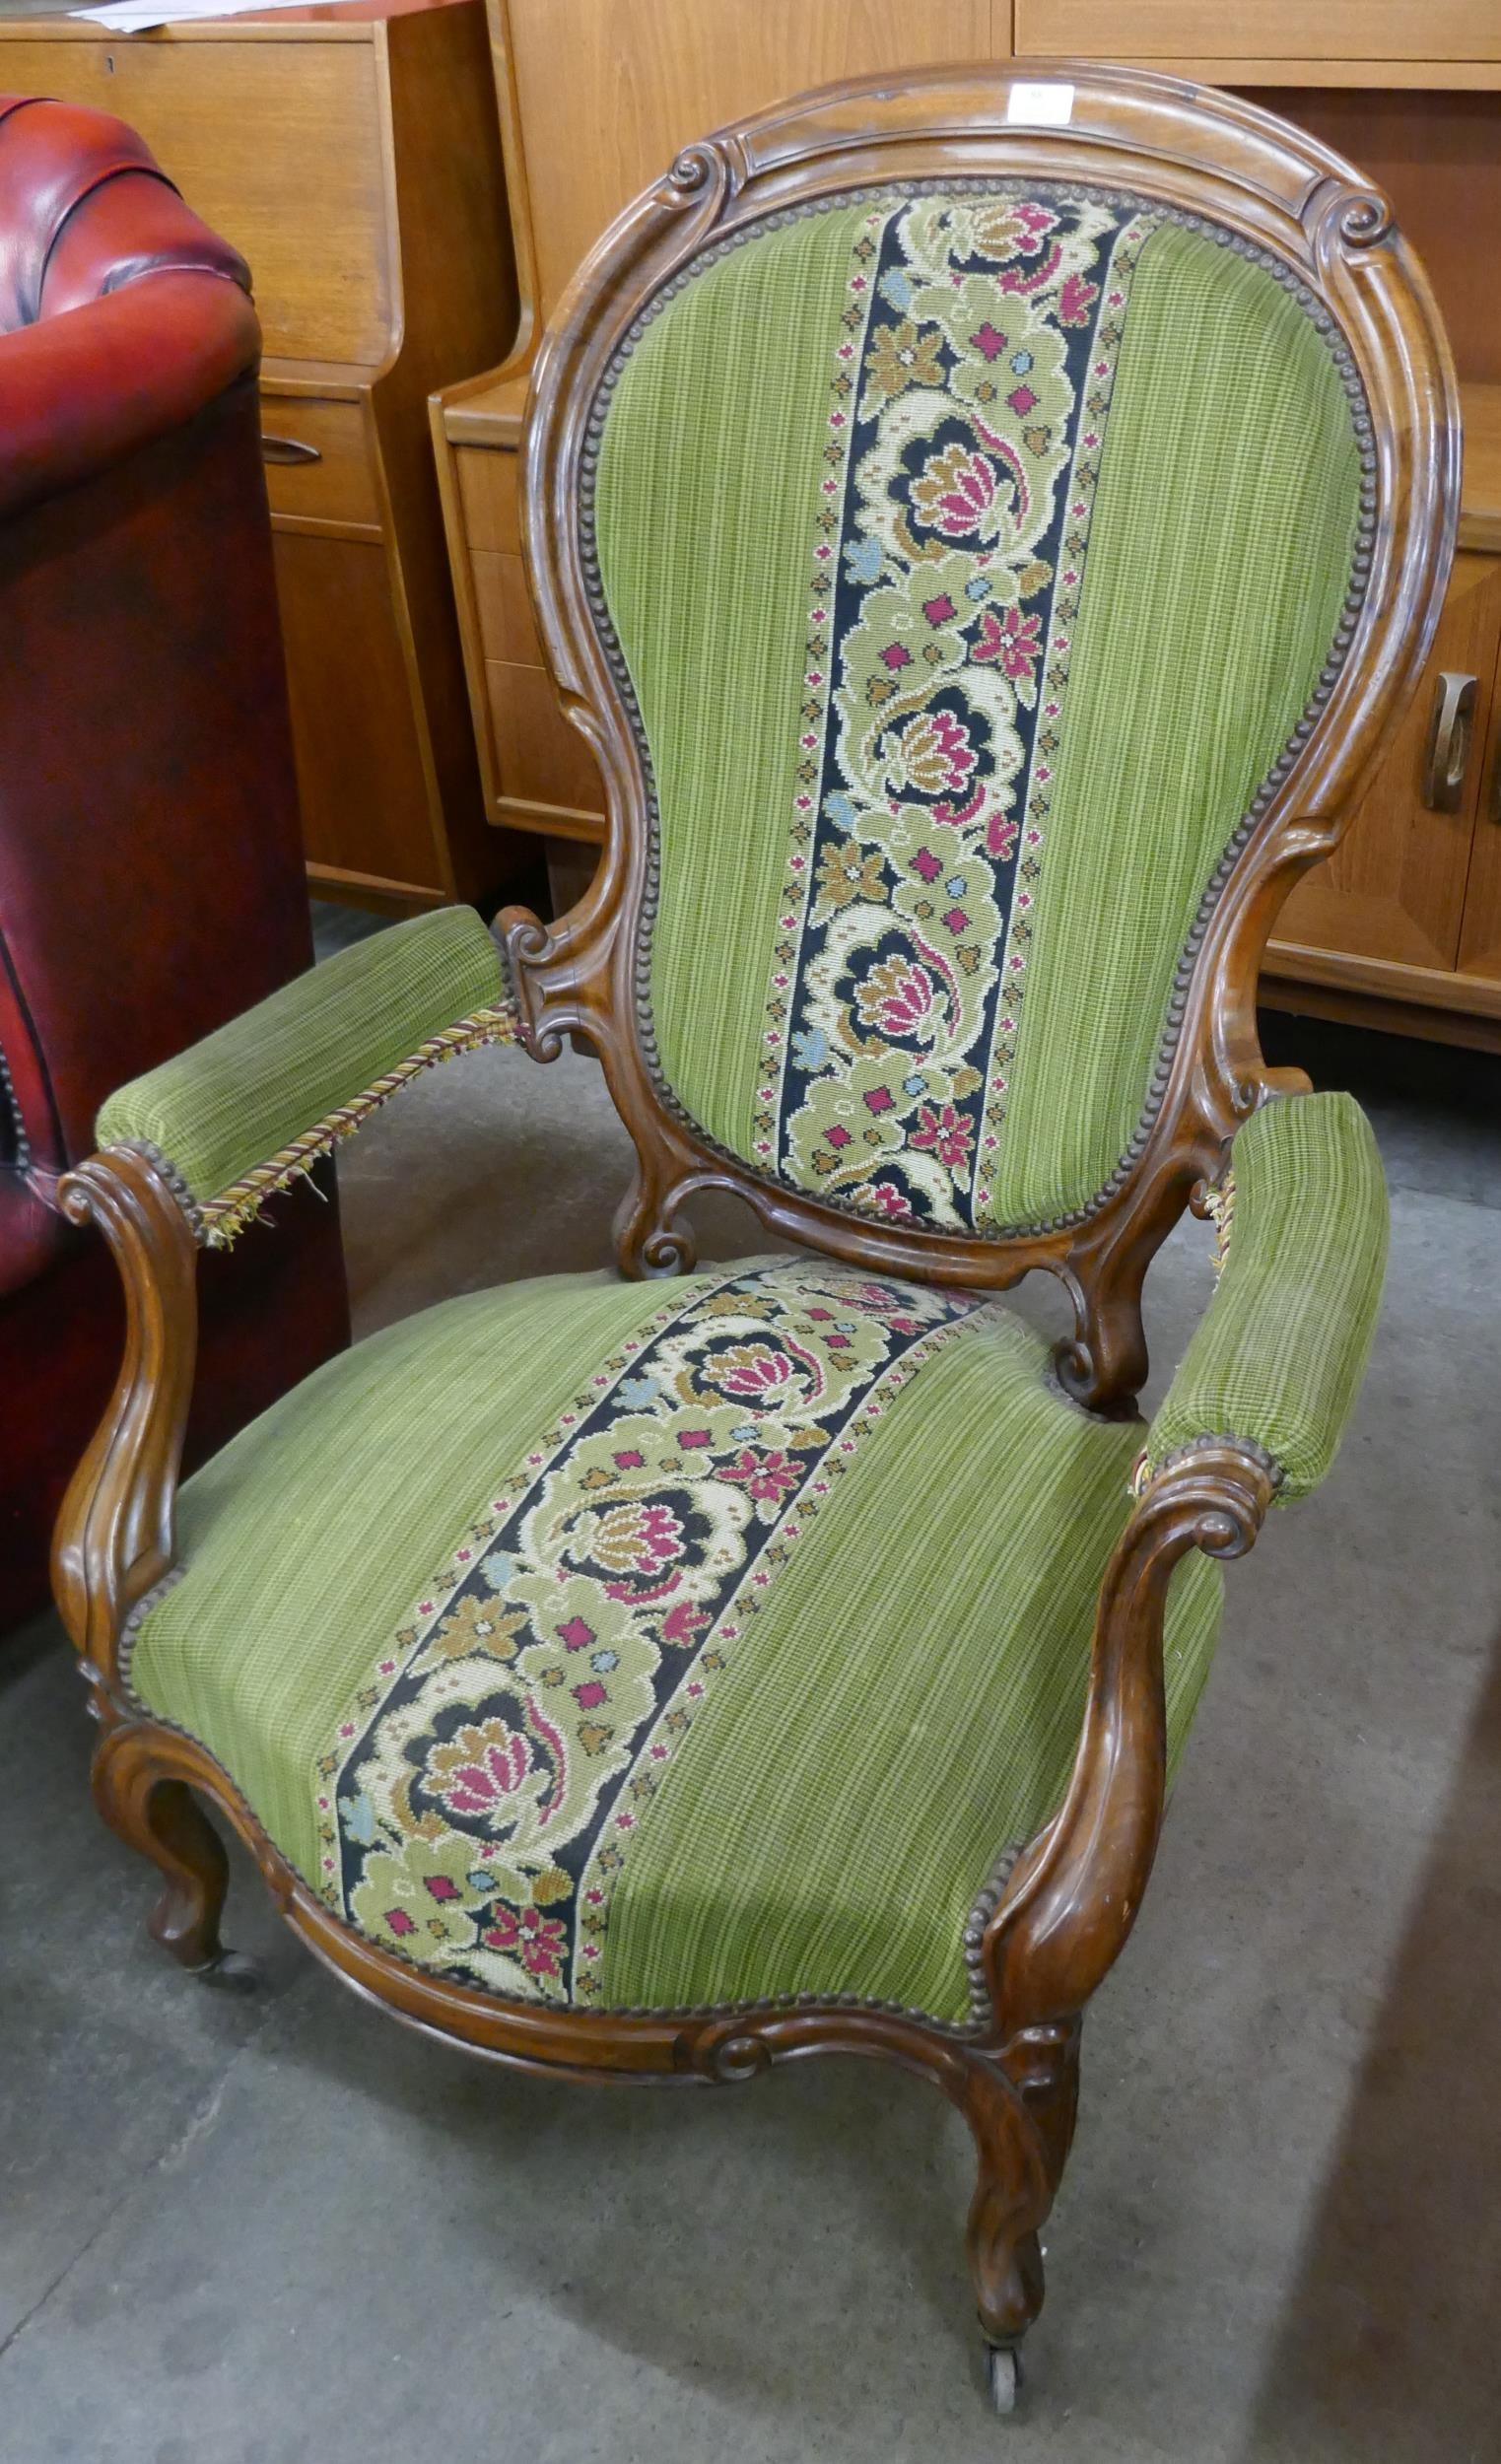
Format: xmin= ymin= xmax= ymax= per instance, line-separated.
xmin=1 ymin=0 xmax=532 ymax=915
xmin=433 ymin=0 xmax=1501 ymax=1046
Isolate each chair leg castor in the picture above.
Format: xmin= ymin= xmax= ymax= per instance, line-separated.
xmin=193 ymin=1949 xmax=262 ymax=1994
xmin=984 ymin=2342 xmax=1023 ymax=2417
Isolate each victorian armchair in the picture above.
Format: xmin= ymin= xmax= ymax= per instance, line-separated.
xmin=0 ymin=96 xmax=347 ymax=1631
xmin=54 ymin=67 xmax=1453 ymax=2415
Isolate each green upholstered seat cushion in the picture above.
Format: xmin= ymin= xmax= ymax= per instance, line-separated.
xmin=97 ymin=907 xmax=511 ymax=1206
xmin=592 ymin=189 xmax=1362 ymax=1236
xmin=1148 ymin=1092 xmax=1388 ymax=1501
xmin=129 ymin=1256 xmax=1221 ymax=2023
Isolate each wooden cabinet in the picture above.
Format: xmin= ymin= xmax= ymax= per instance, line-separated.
xmin=1260 ymin=402 xmax=1501 ymax=1052
xmin=434 ymin=0 xmax=1501 ymax=1038
xmin=1 ymin=0 xmax=529 ymax=915
xmin=1275 ymin=554 xmax=1501 ymax=977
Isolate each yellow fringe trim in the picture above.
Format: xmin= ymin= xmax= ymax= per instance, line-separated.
xmin=1203 ymin=1167 xmax=1236 ymax=1278
xmin=198 ymin=1003 xmax=519 ymax=1247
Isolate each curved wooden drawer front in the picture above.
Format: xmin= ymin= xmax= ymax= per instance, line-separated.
xmin=259 ymin=398 xmax=381 ymax=532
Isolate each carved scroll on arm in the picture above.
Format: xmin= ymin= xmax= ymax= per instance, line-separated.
xmin=50 ymin=1146 xmax=199 ymax=1705
xmin=981 ymin=1437 xmax=1278 ymax=2039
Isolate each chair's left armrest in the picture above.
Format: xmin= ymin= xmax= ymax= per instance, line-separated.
xmin=1144 ymin=1090 xmax=1389 ymax=1504
xmin=96 ymin=906 xmax=518 ymax=1244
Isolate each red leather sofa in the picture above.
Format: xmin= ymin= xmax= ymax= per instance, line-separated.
xmin=0 ymin=96 xmax=349 ymax=1631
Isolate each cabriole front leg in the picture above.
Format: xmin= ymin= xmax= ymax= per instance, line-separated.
xmin=948 ymin=2040 xmax=1076 ymax=2416
xmin=92 ymin=1723 xmax=258 ymax=1991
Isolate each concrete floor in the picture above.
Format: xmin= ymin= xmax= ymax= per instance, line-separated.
xmin=3 ymin=985 xmax=1499 ymax=2463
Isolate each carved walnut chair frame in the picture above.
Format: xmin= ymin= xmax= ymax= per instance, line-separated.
xmin=54 ymin=63 xmax=1456 ymax=2410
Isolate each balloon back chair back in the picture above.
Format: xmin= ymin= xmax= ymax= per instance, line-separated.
xmin=57 ymin=63 xmax=1455 ymax=2417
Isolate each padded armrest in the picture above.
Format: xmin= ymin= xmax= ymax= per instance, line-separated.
xmin=96 ymin=908 xmax=518 ymax=1240
xmin=1145 ymin=1091 xmax=1388 ymax=1502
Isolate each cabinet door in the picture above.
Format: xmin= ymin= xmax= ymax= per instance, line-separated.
xmin=1269 ymin=552 xmax=1501 ymax=974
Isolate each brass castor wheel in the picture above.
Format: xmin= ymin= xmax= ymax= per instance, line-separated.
xmin=194 ymin=1950 xmax=262 ymax=1994
xmin=984 ymin=2342 xmax=1022 ymax=2417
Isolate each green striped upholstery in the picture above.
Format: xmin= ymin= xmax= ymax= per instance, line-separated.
xmin=592 ymin=190 xmax=1362 ymax=1234
xmin=129 ymin=1259 xmax=1222 ymax=2022
xmin=97 ymin=907 xmax=512 ymax=1207
xmin=1148 ymin=1093 xmax=1388 ymax=1501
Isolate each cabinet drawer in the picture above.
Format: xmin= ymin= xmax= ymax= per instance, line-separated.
xmin=259 ymin=398 xmax=381 ymax=532
xmin=1013 ymin=1 xmax=1501 ymax=58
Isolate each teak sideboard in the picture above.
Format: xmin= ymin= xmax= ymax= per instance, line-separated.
xmin=1 ymin=0 xmax=532 ymax=916
xmin=434 ymin=0 xmax=1501 ymax=1051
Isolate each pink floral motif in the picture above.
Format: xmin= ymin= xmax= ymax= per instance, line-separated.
xmin=1058 ymin=271 xmax=1099 ymax=327
xmin=970 ymin=199 xmax=1057 ymax=263
xmin=482 ymin=1904 xmax=567 ymax=1980
xmin=973 ymin=605 xmax=1043 ymax=681
xmin=580 ymin=1499 xmax=684 ymax=1577
xmin=425 ymin=1719 xmax=530 ymax=1819
xmin=854 ymin=954 xmax=938 ymax=1040
xmin=1000 ymin=240 xmax=1063 ymax=298
xmin=706 ymin=1342 xmax=796 ymax=1401
xmin=911 ymin=441 xmax=998 ymax=539
xmin=720 ymin=1448 xmax=802 ymax=1506
xmin=854 ymin=1181 xmax=916 ymax=1220
xmin=895 ymin=708 xmax=977 ymax=798
xmin=986 ymin=810 xmax=1020 ymax=863
xmin=911 ymin=1103 xmax=975 ymax=1173
xmin=661 ymin=1599 xmax=710 ymax=1647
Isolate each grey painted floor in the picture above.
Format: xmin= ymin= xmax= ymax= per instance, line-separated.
xmin=3 ymin=991 xmax=1498 ymax=2463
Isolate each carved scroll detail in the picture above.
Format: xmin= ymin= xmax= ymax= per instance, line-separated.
xmin=52 ymin=1148 xmax=199 ymax=1701
xmin=982 ymin=1438 xmax=1277 ymax=2034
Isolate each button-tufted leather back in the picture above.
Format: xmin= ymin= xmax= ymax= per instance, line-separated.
xmin=0 ymin=97 xmax=258 ymax=523
xmin=0 ymin=93 xmax=247 ymax=331
xmin=0 ymin=94 xmax=350 ymax=1628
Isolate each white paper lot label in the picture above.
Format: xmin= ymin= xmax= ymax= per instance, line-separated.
xmin=1006 ymin=83 xmax=1076 ymax=127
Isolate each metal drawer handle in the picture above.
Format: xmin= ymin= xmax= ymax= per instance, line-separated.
xmin=260 ymin=435 xmax=322 ymax=467
xmin=1422 ymin=669 xmax=1476 ymax=813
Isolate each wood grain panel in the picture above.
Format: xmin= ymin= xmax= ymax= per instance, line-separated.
xmin=1459 ymin=381 xmax=1501 ymax=550
xmin=488 ymin=657 xmax=605 ymax=814
xmin=503 ymin=0 xmax=993 ymax=325
xmin=1249 ymin=91 xmax=1501 ymax=385
xmin=273 ymin=533 xmax=440 ymax=893
xmin=472 ymin=547 xmax=543 ymax=666
xmin=456 ymin=443 xmax=522 ymax=553
xmin=1015 ymin=1 xmax=1501 ymax=58
xmin=1271 ymin=554 xmax=1501 ymax=974
xmin=0 ymin=34 xmax=392 ymax=364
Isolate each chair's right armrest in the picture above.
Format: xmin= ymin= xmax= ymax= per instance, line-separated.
xmin=96 ymin=907 xmax=518 ymax=1245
